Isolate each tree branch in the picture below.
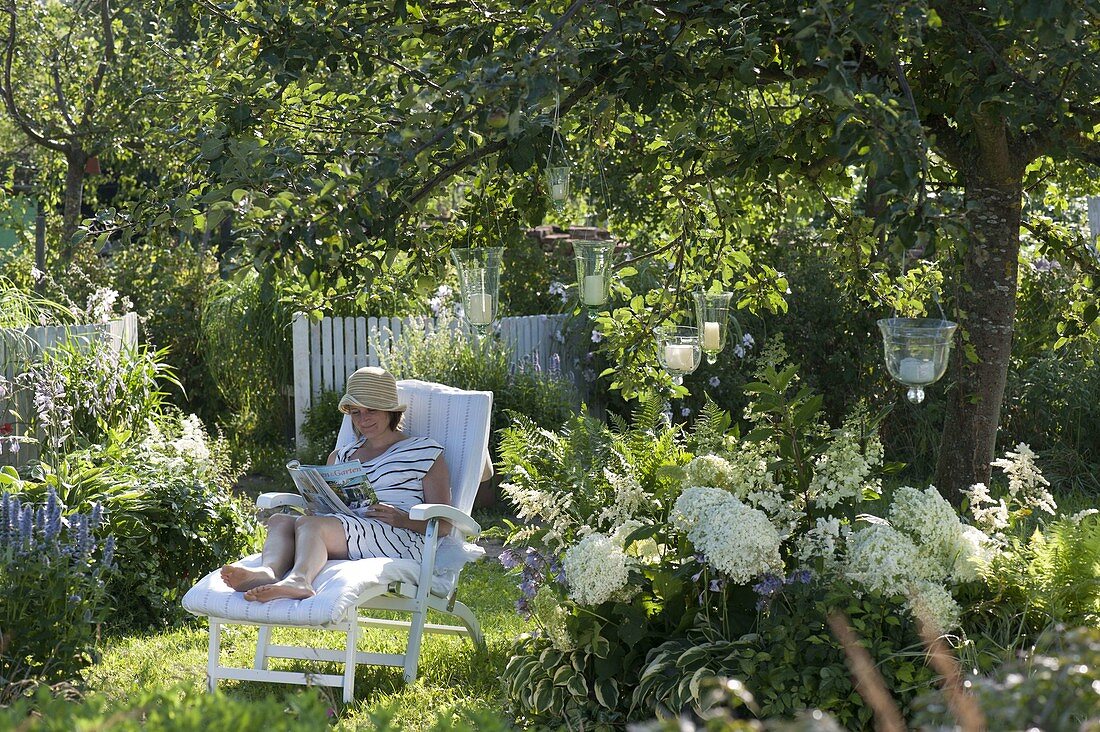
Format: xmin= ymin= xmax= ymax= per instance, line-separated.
xmin=404 ymin=76 xmax=598 ymax=207
xmin=533 ymin=0 xmax=586 ymax=55
xmin=78 ymin=0 xmax=115 ymax=127
xmin=1 ymin=5 xmax=66 ymax=152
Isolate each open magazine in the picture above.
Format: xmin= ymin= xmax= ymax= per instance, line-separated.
xmin=285 ymin=460 xmax=378 ymax=516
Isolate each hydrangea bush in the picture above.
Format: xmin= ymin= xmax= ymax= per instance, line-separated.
xmin=497 ymin=353 xmax=1086 ymax=727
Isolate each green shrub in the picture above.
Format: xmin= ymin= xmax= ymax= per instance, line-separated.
xmin=298 ymin=388 xmax=342 ymax=465
xmin=200 ymin=269 xmax=293 ymax=446
xmin=13 ymin=415 xmax=259 ymax=628
xmin=912 ymin=626 xmax=1100 ymax=731
xmin=0 ymin=683 xmax=331 ymax=730
xmin=106 ymin=238 xmax=224 ymax=424
xmin=0 ymin=487 xmax=115 ymax=686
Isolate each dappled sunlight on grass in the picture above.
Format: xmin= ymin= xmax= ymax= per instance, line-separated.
xmin=85 ymin=559 xmax=526 ymax=729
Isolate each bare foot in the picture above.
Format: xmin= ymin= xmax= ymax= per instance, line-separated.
xmin=243 ymin=577 xmax=316 ymax=603
xmin=220 ymin=564 xmax=277 ymax=592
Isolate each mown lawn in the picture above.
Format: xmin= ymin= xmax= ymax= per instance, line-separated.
xmin=83 ymin=559 xmax=525 ymax=730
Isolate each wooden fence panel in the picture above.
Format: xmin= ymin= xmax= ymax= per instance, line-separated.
xmin=0 ymin=315 xmax=138 ymax=469
xmin=290 ymin=312 xmax=567 ymax=447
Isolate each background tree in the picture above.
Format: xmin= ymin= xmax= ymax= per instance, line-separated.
xmin=87 ymin=0 xmax=1100 ymax=499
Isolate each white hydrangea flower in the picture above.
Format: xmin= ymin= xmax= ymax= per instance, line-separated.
xmin=888 ymin=485 xmax=968 ymax=576
xmin=907 ymin=580 xmax=961 ymax=633
xmin=683 ymin=455 xmax=737 ymax=492
xmin=809 ymin=424 xmax=881 ymax=509
xmin=725 ymin=439 xmax=781 ymax=499
xmin=953 ymin=525 xmax=995 ymax=583
xmin=671 ymin=486 xmax=783 ymax=583
xmin=745 ymin=486 xmax=804 ymax=540
xmin=796 ymin=516 xmax=847 ymax=569
xmin=845 ymin=524 xmax=923 ymax=595
xmin=991 ymin=442 xmax=1057 ymax=516
xmin=562 ymin=533 xmax=631 ymax=606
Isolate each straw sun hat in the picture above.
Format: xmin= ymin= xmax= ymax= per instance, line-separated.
xmin=338 ymin=367 xmax=407 ymax=414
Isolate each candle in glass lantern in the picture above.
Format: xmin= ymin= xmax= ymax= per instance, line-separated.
xmin=897 ymin=356 xmax=934 ymax=383
xmin=551 ymin=183 xmax=566 ymax=199
xmin=702 ymin=321 xmax=720 ymax=350
xmin=664 ymin=344 xmax=695 ymax=371
xmin=582 ymin=274 xmax=607 ymax=306
xmin=467 ymin=293 xmax=494 ymax=325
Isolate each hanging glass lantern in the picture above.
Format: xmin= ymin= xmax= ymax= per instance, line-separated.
xmin=546 ymin=165 xmax=571 ymax=210
xmin=877 ymin=318 xmax=957 ymax=404
xmin=450 ymin=247 xmax=504 ymax=337
xmin=693 ymin=291 xmax=734 ymax=365
xmin=573 ymin=239 xmax=614 ymax=318
xmin=655 ymin=325 xmax=701 ymax=386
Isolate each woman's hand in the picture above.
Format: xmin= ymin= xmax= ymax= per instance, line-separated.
xmin=366 ymin=503 xmax=408 ymax=530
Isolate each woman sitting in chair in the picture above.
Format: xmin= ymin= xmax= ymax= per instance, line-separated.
xmin=221 ymin=367 xmax=450 ymax=602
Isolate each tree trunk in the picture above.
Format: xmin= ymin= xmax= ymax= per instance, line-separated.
xmin=60 ymin=148 xmax=88 ymax=261
xmin=934 ymin=177 xmax=1021 ymax=503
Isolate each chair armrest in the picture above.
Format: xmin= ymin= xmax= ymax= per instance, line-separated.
xmin=256 ymin=492 xmax=307 ymax=510
xmin=408 ymin=503 xmax=481 ymax=538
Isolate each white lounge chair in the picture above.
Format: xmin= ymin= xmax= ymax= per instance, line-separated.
xmin=183 ymin=379 xmax=493 ymax=702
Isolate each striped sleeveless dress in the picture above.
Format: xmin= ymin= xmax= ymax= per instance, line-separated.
xmin=332 ymin=435 xmax=444 ymax=562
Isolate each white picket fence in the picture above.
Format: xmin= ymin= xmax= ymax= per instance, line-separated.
xmin=1089 ymin=196 xmax=1100 ymax=247
xmin=291 ymin=312 xmax=567 ymax=447
xmin=0 ymin=312 xmax=139 ymax=467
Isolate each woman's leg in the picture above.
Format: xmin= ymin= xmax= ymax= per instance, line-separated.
xmin=221 ymin=513 xmax=298 ymax=591
xmin=244 ymin=515 xmax=350 ymax=602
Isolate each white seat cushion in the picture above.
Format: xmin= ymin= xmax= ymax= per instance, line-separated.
xmin=182 ymin=554 xmax=445 ymax=627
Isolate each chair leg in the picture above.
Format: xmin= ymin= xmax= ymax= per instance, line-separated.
xmin=450 ymin=599 xmax=484 ymax=648
xmin=402 ymin=607 xmax=428 ymax=683
xmin=207 ymin=619 xmax=221 ymax=693
xmin=343 ymin=616 xmax=359 ymax=703
xmin=254 ymin=625 xmax=272 ymax=670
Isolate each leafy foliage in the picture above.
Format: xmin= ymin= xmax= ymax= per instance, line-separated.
xmin=0 ymin=487 xmax=115 ymax=687
xmin=0 ymin=683 xmax=331 ymax=730
xmin=200 ymin=269 xmax=293 ymax=445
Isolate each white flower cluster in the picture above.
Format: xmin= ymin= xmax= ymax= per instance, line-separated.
xmin=809 ymin=421 xmax=883 ymax=509
xmin=502 ymin=465 xmax=577 ymax=551
xmin=671 ymin=486 xmax=783 ymax=583
xmin=595 ymin=465 xmax=647 ymax=531
xmin=562 ymin=532 xmax=631 ymax=606
xmin=907 ymin=580 xmax=961 ymax=634
xmin=796 ymin=516 xmax=847 ymax=569
xmin=964 ymin=482 xmax=1010 ymax=533
xmin=724 ymin=438 xmax=782 ymax=499
xmin=889 ymin=486 xmax=972 ymax=575
xmin=683 ymin=455 xmax=737 ymax=492
xmin=171 ymin=414 xmax=211 ymax=463
xmin=85 ymin=287 xmax=131 ymax=323
xmin=845 ymin=523 xmax=923 ymax=595
xmin=991 ymin=442 xmax=1057 ymax=516
xmin=613 ymin=519 xmax=661 ymax=565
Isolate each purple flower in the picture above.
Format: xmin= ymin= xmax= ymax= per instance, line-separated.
xmin=519 ymin=578 xmax=538 ymax=598
xmin=708 ymin=376 xmax=721 ymax=388
xmin=752 ymin=573 xmax=784 ymax=598
xmin=548 ymin=354 xmax=561 ymax=375
xmin=499 ymin=548 xmax=521 ymax=570
xmin=591 ymin=329 xmax=604 ymax=344
xmin=681 ymin=407 xmax=692 ymax=418
xmin=101 ymin=536 xmax=116 ymax=567
xmin=786 ymin=569 xmax=812 ymax=585
xmin=742 ymin=333 xmax=755 ymax=349
xmin=733 ymin=345 xmax=746 ymax=359
xmin=708 ymin=578 xmax=725 ymax=592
